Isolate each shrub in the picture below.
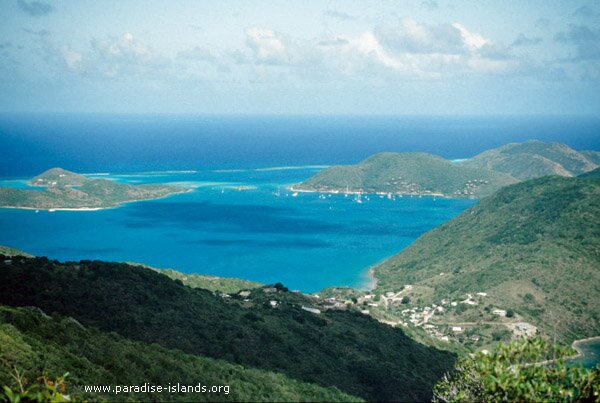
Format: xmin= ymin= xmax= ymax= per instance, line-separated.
xmin=433 ymin=338 xmax=600 ymax=402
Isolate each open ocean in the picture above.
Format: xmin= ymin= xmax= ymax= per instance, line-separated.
xmin=1 ymin=115 xmax=599 ymax=292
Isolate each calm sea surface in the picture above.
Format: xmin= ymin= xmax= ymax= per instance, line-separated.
xmin=1 ymin=115 xmax=598 ymax=292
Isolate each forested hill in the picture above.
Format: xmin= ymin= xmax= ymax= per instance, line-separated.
xmin=294 ymin=141 xmax=598 ymax=199
xmin=0 ymin=256 xmax=455 ymax=402
xmin=460 ymin=140 xmax=598 ymax=180
xmin=373 ymin=176 xmax=600 ymax=343
xmin=579 ymin=167 xmax=600 ymax=178
xmin=294 ymin=152 xmax=516 ymax=198
xmin=0 ymin=305 xmax=360 ymax=402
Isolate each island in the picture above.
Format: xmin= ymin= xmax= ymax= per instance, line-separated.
xmin=0 ymin=168 xmax=189 ymax=210
xmin=292 ymin=152 xmax=517 ymax=198
xmin=293 ymin=141 xmax=599 ymax=199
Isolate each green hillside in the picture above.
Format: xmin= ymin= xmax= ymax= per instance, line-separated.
xmin=125 ymin=262 xmax=263 ymax=293
xmin=0 ymin=256 xmax=455 ymax=402
xmin=0 ymin=245 xmax=33 ymax=257
xmin=579 ymin=167 xmax=600 ymax=178
xmin=373 ymin=176 xmax=600 ymax=343
xmin=0 ymin=305 xmax=359 ymax=402
xmin=460 ymin=141 xmax=598 ymax=180
xmin=30 ymin=167 xmax=88 ymax=187
xmin=156 ymin=268 xmax=262 ymax=293
xmin=295 ymin=152 xmax=517 ymax=198
xmin=0 ymin=168 xmax=188 ymax=210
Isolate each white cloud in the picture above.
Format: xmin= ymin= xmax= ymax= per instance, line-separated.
xmin=318 ymin=18 xmax=514 ymax=79
xmin=20 ymin=18 xmax=535 ymax=85
xmin=245 ymin=28 xmax=290 ymax=65
xmin=376 ymin=18 xmax=465 ymax=54
xmin=91 ymin=33 xmax=170 ymax=70
xmin=60 ymin=47 xmax=82 ymax=70
xmin=452 ymin=23 xmax=491 ymax=50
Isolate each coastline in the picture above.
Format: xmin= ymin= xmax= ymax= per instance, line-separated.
xmin=367 ymin=267 xmax=378 ymax=291
xmin=571 ymin=335 xmax=600 ymax=361
xmin=0 ymin=188 xmax=192 ymax=212
xmin=288 ymin=185 xmax=449 ymax=199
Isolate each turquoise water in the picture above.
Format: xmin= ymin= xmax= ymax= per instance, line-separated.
xmin=571 ymin=339 xmax=600 ymax=369
xmin=2 ymin=114 xmax=597 ymax=292
xmin=0 ymin=167 xmax=474 ymax=292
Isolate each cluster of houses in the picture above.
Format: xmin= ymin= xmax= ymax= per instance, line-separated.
xmin=453 ymin=179 xmax=490 ymax=196
xmin=223 ymin=285 xmax=537 ymax=345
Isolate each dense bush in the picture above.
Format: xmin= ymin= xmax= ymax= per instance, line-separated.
xmin=0 ymin=256 xmax=455 ymax=402
xmin=433 ymin=338 xmax=600 ymax=402
xmin=0 ymin=306 xmax=358 ymax=402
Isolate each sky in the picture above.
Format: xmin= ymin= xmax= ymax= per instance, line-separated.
xmin=0 ymin=0 xmax=599 ymax=115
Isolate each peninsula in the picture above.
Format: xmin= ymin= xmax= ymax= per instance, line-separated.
xmin=0 ymin=168 xmax=189 ymax=210
xmin=293 ymin=141 xmax=599 ymax=199
xmin=293 ymin=152 xmax=517 ymax=198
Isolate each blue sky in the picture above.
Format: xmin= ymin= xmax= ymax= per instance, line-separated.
xmin=1 ymin=0 xmax=599 ymax=115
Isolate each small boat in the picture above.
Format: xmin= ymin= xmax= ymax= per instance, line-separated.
xmin=292 ymin=192 xmax=298 ymax=197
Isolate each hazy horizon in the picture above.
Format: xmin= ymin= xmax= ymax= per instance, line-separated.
xmin=1 ymin=0 xmax=599 ymax=115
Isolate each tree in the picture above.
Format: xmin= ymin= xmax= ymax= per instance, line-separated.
xmin=401 ymin=296 xmax=410 ymax=304
xmin=433 ymin=338 xmax=600 ymax=402
xmin=1 ymin=370 xmax=70 ymax=403
xmin=505 ymin=308 xmax=515 ymax=318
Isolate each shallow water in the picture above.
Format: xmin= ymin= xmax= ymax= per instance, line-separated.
xmin=0 ymin=168 xmax=474 ymax=292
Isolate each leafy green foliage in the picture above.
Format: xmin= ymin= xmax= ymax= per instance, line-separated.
xmin=1 ymin=370 xmax=70 ymax=403
xmin=374 ymin=176 xmax=600 ymax=343
xmin=0 ymin=306 xmax=358 ymax=402
xmin=433 ymin=338 xmax=600 ymax=402
xmin=296 ymin=152 xmax=517 ymax=198
xmin=0 ymin=256 xmax=455 ymax=402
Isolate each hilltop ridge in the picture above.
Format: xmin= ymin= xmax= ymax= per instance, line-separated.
xmin=460 ymin=140 xmax=598 ymax=180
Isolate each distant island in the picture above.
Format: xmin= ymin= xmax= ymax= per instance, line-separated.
xmin=0 ymin=168 xmax=189 ymax=210
xmin=293 ymin=141 xmax=599 ymax=199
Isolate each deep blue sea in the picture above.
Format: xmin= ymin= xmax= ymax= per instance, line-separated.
xmin=1 ymin=114 xmax=599 ymax=292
